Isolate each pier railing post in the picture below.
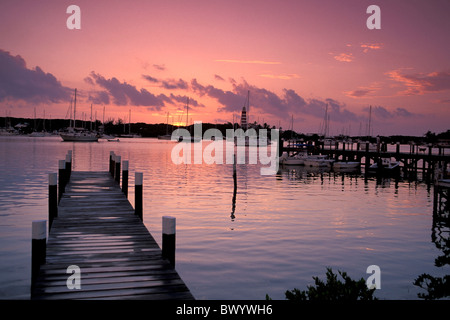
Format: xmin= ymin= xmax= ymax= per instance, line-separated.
xmin=135 ymin=172 xmax=143 ymax=220
xmin=65 ymin=152 xmax=72 ymax=179
xmin=31 ymin=220 xmax=46 ymax=288
xmin=109 ymin=151 xmax=115 ymax=176
xmin=365 ymin=142 xmax=370 ymax=168
xmin=58 ymin=160 xmax=66 ymax=203
xmin=48 ymin=173 xmax=58 ymax=229
xmin=162 ymin=216 xmax=176 ymax=267
xmin=115 ymin=155 xmax=121 ymax=184
xmin=122 ymin=160 xmax=129 ymax=197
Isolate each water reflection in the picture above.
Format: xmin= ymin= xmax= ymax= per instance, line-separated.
xmin=414 ymin=184 xmax=450 ymax=299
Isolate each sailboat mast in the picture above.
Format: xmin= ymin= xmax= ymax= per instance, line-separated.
xmin=90 ymin=104 xmax=93 ymax=131
xmin=186 ymin=98 xmax=189 ymax=128
xmin=73 ymin=88 xmax=77 ymax=128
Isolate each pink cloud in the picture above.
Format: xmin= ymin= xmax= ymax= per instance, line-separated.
xmin=387 ymin=69 xmax=450 ymax=95
xmin=333 ymin=53 xmax=353 ymax=62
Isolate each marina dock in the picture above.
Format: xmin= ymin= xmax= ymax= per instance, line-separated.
xmin=31 ymin=154 xmax=194 ymax=300
xmin=282 ymin=139 xmax=450 ymax=177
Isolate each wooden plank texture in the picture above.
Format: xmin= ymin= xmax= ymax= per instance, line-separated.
xmin=31 ymin=171 xmax=194 ymax=300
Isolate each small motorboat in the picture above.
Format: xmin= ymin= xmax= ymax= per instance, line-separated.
xmin=367 ymin=158 xmax=400 ymax=174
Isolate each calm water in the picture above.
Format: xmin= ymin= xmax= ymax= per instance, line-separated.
xmin=0 ymin=135 xmax=448 ymax=300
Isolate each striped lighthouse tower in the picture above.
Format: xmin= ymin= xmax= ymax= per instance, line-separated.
xmin=240 ymin=91 xmax=249 ymax=130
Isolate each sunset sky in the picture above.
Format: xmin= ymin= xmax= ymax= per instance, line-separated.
xmin=1 ymin=0 xmax=449 ymax=136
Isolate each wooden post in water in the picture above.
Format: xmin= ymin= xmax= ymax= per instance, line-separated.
xmin=48 ymin=173 xmax=57 ymax=229
xmin=135 ymin=172 xmax=143 ymax=220
xmin=162 ymin=216 xmax=176 ymax=267
xmin=365 ymin=142 xmax=370 ymax=168
xmin=58 ymin=160 xmax=66 ymax=203
xmin=122 ymin=160 xmax=129 ymax=197
xmin=31 ymin=220 xmax=46 ymax=287
xmin=109 ymin=151 xmax=115 ymax=176
xmin=65 ymin=152 xmax=72 ymax=179
xmin=114 ymin=156 xmax=118 ymax=184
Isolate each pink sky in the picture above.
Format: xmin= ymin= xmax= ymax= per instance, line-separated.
xmin=1 ymin=0 xmax=449 ymax=136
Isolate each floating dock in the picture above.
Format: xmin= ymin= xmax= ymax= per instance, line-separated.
xmin=31 ymin=166 xmax=194 ymax=300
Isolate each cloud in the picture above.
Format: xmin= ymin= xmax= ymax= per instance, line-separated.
xmin=344 ymin=89 xmax=375 ymax=98
xmin=387 ymin=69 xmax=450 ymax=95
xmin=333 ymin=53 xmax=354 ymax=62
xmin=87 ymin=72 xmax=167 ymax=109
xmin=367 ymin=105 xmax=417 ymax=120
xmin=142 ymin=75 xmax=159 ymax=83
xmin=0 ymin=49 xmax=71 ymax=103
xmin=360 ymin=43 xmax=383 ymax=53
xmin=153 ymin=64 xmax=166 ymax=71
xmin=215 ymin=59 xmax=281 ymax=65
xmin=259 ymin=73 xmax=300 ymax=80
xmin=88 ymin=91 xmax=110 ymax=105
xmin=142 ymin=74 xmax=189 ymax=90
xmin=190 ymin=77 xmax=359 ymax=123
xmin=214 ymin=74 xmax=225 ymax=81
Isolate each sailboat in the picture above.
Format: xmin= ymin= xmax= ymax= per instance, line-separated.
xmin=158 ymin=112 xmax=172 ymax=140
xmin=178 ymin=98 xmax=201 ymax=142
xmin=60 ymin=89 xmax=99 ymax=142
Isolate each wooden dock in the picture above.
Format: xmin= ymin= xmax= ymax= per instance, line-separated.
xmin=31 ymin=170 xmax=194 ymax=300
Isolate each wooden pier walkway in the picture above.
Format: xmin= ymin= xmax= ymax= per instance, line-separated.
xmin=31 ymin=171 xmax=194 ymax=300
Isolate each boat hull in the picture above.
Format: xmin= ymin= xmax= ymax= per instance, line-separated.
xmin=60 ymin=133 xmax=99 ymax=142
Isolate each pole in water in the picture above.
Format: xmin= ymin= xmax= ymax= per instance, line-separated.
xmin=231 ymin=153 xmax=237 ymax=220
xmin=135 ymin=172 xmax=143 ymax=220
xmin=162 ymin=216 xmax=176 ymax=267
xmin=109 ymin=151 xmax=115 ymax=175
xmin=65 ymin=152 xmax=72 ymax=179
xmin=122 ymin=160 xmax=129 ymax=197
xmin=31 ymin=220 xmax=46 ymax=287
xmin=115 ymin=155 xmax=121 ymax=184
xmin=58 ymin=160 xmax=66 ymax=202
xmin=48 ymin=173 xmax=58 ymax=229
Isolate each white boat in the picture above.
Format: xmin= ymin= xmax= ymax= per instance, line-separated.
xmin=60 ymin=89 xmax=99 ymax=142
xmin=280 ymin=152 xmax=307 ymax=165
xmin=61 ymin=127 xmax=99 ymax=142
xmin=158 ymin=134 xmax=172 ymax=140
xmin=333 ymin=161 xmax=360 ymax=170
xmin=368 ymin=158 xmax=400 ymax=174
xmin=304 ymin=155 xmax=335 ymax=167
xmin=234 ymin=135 xmax=270 ymax=146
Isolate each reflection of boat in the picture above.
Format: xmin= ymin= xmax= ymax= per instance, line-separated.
xmin=178 ymin=136 xmax=201 ymax=143
xmin=304 ymin=155 xmax=335 ymax=167
xmin=333 ymin=161 xmax=360 ymax=170
xmin=280 ymin=152 xmax=307 ymax=165
xmin=367 ymin=158 xmax=400 ymax=174
xmin=158 ymin=134 xmax=172 ymax=140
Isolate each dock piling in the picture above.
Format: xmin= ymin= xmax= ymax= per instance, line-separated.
xmin=48 ymin=173 xmax=57 ymax=229
xmin=31 ymin=220 xmax=46 ymax=287
xmin=109 ymin=151 xmax=115 ymax=176
xmin=122 ymin=160 xmax=129 ymax=197
xmin=135 ymin=172 xmax=143 ymax=220
xmin=162 ymin=216 xmax=176 ymax=267
xmin=65 ymin=152 xmax=72 ymax=179
xmin=58 ymin=160 xmax=66 ymax=202
xmin=115 ymin=155 xmax=121 ymax=184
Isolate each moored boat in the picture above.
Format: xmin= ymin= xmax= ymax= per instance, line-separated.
xmin=367 ymin=158 xmax=400 ymax=174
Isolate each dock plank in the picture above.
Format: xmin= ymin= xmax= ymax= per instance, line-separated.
xmin=31 ymin=171 xmax=194 ymax=300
